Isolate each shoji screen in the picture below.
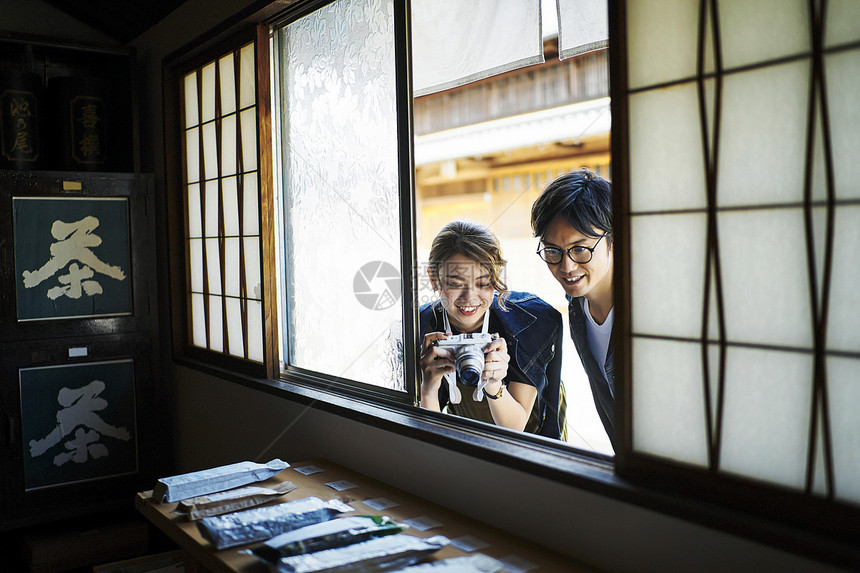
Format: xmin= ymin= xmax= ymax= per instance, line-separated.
xmin=183 ymin=42 xmax=264 ymax=362
xmin=624 ymin=0 xmax=860 ymax=503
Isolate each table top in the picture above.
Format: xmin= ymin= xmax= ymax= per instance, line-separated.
xmin=135 ymin=458 xmax=586 ymax=573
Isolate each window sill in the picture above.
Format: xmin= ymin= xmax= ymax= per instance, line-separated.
xmin=174 ymin=357 xmax=860 ymax=570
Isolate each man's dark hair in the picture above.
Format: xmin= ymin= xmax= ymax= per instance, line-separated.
xmin=530 ymin=168 xmax=612 ymax=244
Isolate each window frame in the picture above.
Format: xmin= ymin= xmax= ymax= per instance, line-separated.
xmin=160 ymin=0 xmax=860 ymax=569
xmin=164 ymin=22 xmax=280 ymax=380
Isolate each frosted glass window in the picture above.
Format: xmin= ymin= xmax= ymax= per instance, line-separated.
xmin=717 ymin=0 xmax=809 ymax=69
xmin=181 ymin=41 xmax=263 ymax=362
xmin=278 ymin=0 xmax=404 ymax=391
xmin=632 ymin=338 xmax=708 ymax=467
xmin=717 ymin=61 xmax=809 ymax=208
xmin=720 ymin=347 xmax=812 ymax=490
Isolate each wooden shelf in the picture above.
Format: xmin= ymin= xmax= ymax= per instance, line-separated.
xmin=136 ymin=458 xmax=589 ymax=573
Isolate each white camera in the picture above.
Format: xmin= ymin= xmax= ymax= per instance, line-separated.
xmin=434 ymin=333 xmax=494 ymax=386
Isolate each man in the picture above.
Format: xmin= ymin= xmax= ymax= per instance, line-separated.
xmin=531 ymin=169 xmax=615 ymax=450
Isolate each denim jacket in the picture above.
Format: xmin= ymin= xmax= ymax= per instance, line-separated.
xmin=567 ymin=295 xmax=616 ymax=449
xmin=419 ymin=291 xmax=564 ymax=439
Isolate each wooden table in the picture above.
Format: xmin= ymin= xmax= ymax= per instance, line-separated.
xmin=135 ymin=459 xmax=585 ymax=572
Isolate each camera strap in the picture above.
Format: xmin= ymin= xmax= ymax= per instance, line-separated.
xmin=441 ymin=307 xmax=491 ymax=403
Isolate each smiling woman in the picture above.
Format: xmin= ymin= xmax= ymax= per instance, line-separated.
xmin=418 ymin=220 xmax=567 ymax=440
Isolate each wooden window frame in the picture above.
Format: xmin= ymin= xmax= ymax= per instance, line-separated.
xmin=159 ymin=1 xmax=860 ymax=568
xmin=609 ymin=0 xmax=860 ymax=562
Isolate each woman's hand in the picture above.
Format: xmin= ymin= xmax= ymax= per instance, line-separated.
xmin=482 ymin=333 xmax=510 ymax=393
xmin=419 ymin=332 xmax=453 ymax=411
xmin=482 ymin=334 xmax=537 ymax=432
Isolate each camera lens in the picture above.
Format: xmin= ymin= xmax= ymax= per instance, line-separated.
xmin=455 ymin=345 xmax=485 ymax=386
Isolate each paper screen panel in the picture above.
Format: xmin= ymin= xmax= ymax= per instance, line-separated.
xmin=221 ymin=177 xmax=240 ymax=236
xmin=631 ymin=213 xmax=706 ymax=339
xmin=827 ymin=205 xmax=860 ymax=352
xmin=239 ymin=44 xmax=256 ymax=109
xmin=718 ymin=209 xmax=812 ymax=348
xmin=185 ymin=128 xmax=199 ymax=183
xmin=247 ymin=299 xmax=263 ymax=362
xmin=828 ymin=356 xmax=860 ymax=505
xmin=182 ymin=41 xmax=263 ymax=362
xmin=219 ymin=53 xmax=237 ymax=115
xmin=207 ymin=294 xmax=224 ymax=352
xmin=184 ymin=71 xmax=198 ymax=128
xmin=827 ymin=50 xmax=860 ymax=201
xmin=827 ymin=0 xmax=860 ymax=46
xmin=187 ymin=183 xmax=202 ymax=237
xmin=628 ymin=83 xmax=706 ymax=213
xmin=632 ymin=338 xmax=709 ymax=466
xmin=718 ymin=0 xmax=809 ymax=69
xmin=201 ymin=62 xmax=216 ymax=123
xmin=626 ymin=0 xmax=701 ymax=90
xmin=220 ymin=115 xmax=237 ymax=176
xmin=719 ymin=347 xmax=812 ymax=490
xmin=717 ymin=60 xmax=809 ymax=208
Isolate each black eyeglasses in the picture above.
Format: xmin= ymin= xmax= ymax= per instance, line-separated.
xmin=536 ymin=234 xmax=607 ymax=265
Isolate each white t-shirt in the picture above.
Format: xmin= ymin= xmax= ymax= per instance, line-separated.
xmin=582 ymin=298 xmax=614 ymax=396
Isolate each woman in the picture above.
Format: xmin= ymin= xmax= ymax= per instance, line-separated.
xmin=419 ymin=220 xmax=566 ymax=439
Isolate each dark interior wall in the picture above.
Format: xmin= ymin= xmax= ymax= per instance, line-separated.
xmin=0 ymin=0 xmax=116 ymax=44
xmin=122 ymin=1 xmax=845 ymax=572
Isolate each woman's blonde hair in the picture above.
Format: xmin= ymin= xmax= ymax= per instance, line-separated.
xmin=428 ymin=220 xmax=509 ymax=309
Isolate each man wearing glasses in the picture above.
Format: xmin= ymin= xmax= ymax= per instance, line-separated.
xmin=530 ymin=169 xmax=615 ymax=451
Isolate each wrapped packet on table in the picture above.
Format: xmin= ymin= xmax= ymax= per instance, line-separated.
xmin=275 ymin=534 xmax=450 ymax=573
xmin=250 ymin=515 xmax=404 ymax=563
xmin=392 ymin=554 xmax=504 ymax=572
xmin=198 ymin=496 xmax=354 ymax=550
xmin=177 ymin=480 xmax=298 ymax=520
xmin=153 ymin=459 xmax=289 ymax=503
